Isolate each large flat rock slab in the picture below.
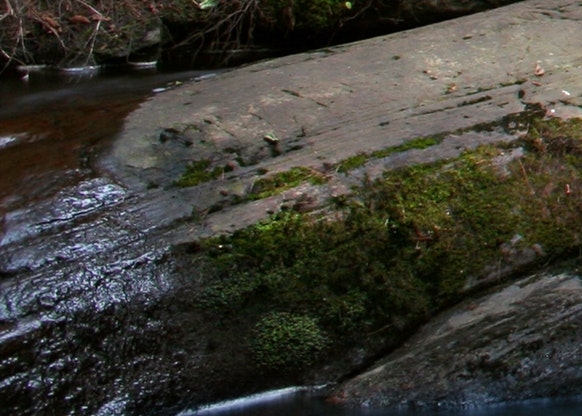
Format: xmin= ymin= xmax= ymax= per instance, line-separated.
xmin=110 ymin=0 xmax=582 ymax=195
xmin=4 ymin=2 xmax=582 ymax=415
xmin=331 ymin=272 xmax=582 ymax=409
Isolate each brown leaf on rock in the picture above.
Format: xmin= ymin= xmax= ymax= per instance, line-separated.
xmin=41 ymin=14 xmax=61 ymax=29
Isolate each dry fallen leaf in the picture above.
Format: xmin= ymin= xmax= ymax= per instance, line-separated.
xmin=70 ymin=15 xmax=91 ymax=24
xmin=445 ymin=83 xmax=457 ymax=94
xmin=42 ymin=15 xmax=60 ymax=29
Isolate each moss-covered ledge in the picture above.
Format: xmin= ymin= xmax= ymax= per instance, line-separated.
xmin=179 ymin=115 xmax=582 ymax=384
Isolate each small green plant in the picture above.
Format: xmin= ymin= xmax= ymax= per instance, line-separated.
xmin=337 ymin=152 xmax=369 ymax=173
xmin=372 ymin=135 xmax=443 ymax=158
xmin=251 ymin=312 xmax=327 ymax=371
xmin=174 ymin=159 xmax=224 ymax=187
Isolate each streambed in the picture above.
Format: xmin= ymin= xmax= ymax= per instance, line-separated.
xmin=2 ymin=14 xmax=582 ymax=410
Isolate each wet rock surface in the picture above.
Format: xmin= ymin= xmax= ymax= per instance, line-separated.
xmin=3 ymin=1 xmax=582 ymax=415
xmin=0 ymin=177 xmax=284 ymax=415
xmin=331 ymin=272 xmax=582 ymax=409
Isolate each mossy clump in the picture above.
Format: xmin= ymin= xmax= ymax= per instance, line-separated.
xmin=174 ymin=159 xmax=224 ymax=187
xmin=337 ymin=135 xmax=444 ymax=173
xmin=251 ymin=312 xmax=327 ymax=371
xmin=248 ymin=166 xmax=328 ymax=200
xmin=196 ymin=116 xmax=582 ymax=361
xmin=200 ymin=208 xmax=432 ymax=341
xmin=337 ymin=152 xmax=369 ymax=173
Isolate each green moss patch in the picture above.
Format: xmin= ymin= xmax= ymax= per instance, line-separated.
xmin=337 ymin=135 xmax=444 ymax=173
xmin=247 ymin=166 xmax=328 ymax=200
xmin=251 ymin=312 xmax=327 ymax=372
xmin=194 ymin=116 xmax=582 ymax=370
xmin=174 ymin=159 xmax=225 ymax=187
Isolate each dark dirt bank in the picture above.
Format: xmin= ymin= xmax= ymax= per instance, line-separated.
xmin=0 ymin=0 xmax=523 ymax=69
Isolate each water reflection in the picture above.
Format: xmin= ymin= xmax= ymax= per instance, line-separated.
xmin=0 ymin=66 xmax=216 ymax=119
xmin=0 ymin=67 xmax=217 ymax=216
xmin=179 ymin=388 xmax=582 ymax=416
xmin=179 ymin=387 xmax=367 ymax=416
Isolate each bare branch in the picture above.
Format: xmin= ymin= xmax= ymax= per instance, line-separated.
xmin=73 ymin=0 xmax=105 ymax=19
xmin=84 ymin=19 xmax=101 ymax=66
xmin=171 ymin=0 xmax=260 ymax=59
xmin=1 ymin=0 xmax=14 ymax=20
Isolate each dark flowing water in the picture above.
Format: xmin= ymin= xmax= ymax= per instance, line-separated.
xmin=177 ymin=387 xmax=582 ymax=416
xmin=1 ymin=67 xmax=582 ymax=415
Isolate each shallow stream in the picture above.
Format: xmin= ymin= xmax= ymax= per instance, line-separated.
xmin=0 ymin=67 xmax=215 ymax=216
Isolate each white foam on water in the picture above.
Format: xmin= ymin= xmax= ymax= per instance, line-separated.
xmin=59 ymin=65 xmax=100 ymax=74
xmin=0 ymin=136 xmax=17 ymax=149
xmin=179 ymin=386 xmax=326 ymax=415
xmin=16 ymin=64 xmax=48 ymax=73
xmin=128 ymin=61 xmax=158 ymax=68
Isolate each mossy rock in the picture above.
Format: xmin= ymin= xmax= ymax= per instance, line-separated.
xmin=196 ymin=116 xmax=582 ymax=355
xmin=251 ymin=312 xmax=328 ymax=372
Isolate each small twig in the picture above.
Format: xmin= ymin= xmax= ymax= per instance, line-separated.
xmin=1 ymin=0 xmax=14 ymax=20
xmin=16 ymin=15 xmax=30 ymax=60
xmin=73 ymin=0 xmax=105 ymax=18
xmin=367 ymin=323 xmax=393 ymax=336
xmin=518 ymin=159 xmax=535 ymax=195
xmin=84 ymin=19 xmax=101 ymax=66
xmin=172 ymin=0 xmax=259 ymax=55
xmin=339 ymin=0 xmax=374 ymax=26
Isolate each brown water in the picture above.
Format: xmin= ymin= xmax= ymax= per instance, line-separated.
xmin=0 ymin=68 xmax=213 ymax=218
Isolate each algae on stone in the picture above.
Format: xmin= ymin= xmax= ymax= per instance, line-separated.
xmin=337 ymin=135 xmax=444 ymax=173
